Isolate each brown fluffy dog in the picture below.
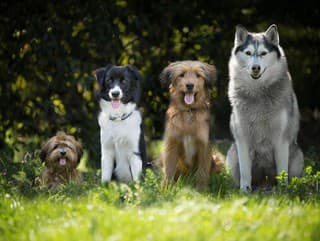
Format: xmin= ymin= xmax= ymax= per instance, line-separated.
xmin=160 ymin=61 xmax=224 ymax=189
xmin=39 ymin=131 xmax=83 ymax=189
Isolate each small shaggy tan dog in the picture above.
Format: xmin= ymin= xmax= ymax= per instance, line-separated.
xmin=39 ymin=131 xmax=83 ymax=189
xmin=160 ymin=61 xmax=224 ymax=189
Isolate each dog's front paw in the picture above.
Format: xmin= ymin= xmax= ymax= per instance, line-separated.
xmin=101 ymin=176 xmax=111 ymax=184
xmin=240 ymin=184 xmax=252 ymax=193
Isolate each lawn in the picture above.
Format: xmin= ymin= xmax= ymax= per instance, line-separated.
xmin=1 ymin=143 xmax=320 ymax=241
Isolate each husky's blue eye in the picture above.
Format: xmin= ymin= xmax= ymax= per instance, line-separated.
xmin=260 ymin=51 xmax=267 ymax=56
xmin=245 ymin=51 xmax=252 ymax=56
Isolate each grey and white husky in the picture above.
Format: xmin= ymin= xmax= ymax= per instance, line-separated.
xmin=226 ymin=24 xmax=304 ymax=192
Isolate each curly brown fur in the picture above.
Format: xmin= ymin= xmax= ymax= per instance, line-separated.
xmin=39 ymin=131 xmax=83 ymax=189
xmin=160 ymin=61 xmax=224 ymax=189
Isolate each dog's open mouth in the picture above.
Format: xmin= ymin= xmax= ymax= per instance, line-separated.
xmin=251 ymin=74 xmax=261 ymax=79
xmin=111 ymin=99 xmax=121 ymax=109
xmin=59 ymin=158 xmax=66 ymax=166
xmin=184 ymin=92 xmax=195 ymax=105
xmin=250 ymin=68 xmax=266 ymax=80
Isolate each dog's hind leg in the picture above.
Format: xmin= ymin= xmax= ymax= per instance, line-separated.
xmin=289 ymin=143 xmax=304 ymax=178
xmin=274 ymin=140 xmax=289 ymax=183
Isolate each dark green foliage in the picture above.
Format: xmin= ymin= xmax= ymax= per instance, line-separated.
xmin=0 ymin=150 xmax=42 ymax=197
xmin=276 ymin=167 xmax=320 ymax=201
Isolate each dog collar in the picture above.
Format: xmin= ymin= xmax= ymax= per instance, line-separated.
xmin=109 ymin=111 xmax=133 ymax=121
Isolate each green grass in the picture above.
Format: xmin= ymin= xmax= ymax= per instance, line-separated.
xmin=1 ymin=169 xmax=320 ymax=241
xmin=1 ymin=143 xmax=320 ymax=241
xmin=1 ymin=191 xmax=319 ymax=241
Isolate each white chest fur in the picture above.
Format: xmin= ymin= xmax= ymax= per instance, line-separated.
xmin=98 ymin=99 xmax=143 ymax=183
xmin=99 ymin=100 xmax=142 ymax=149
xmin=183 ymin=135 xmax=196 ymax=166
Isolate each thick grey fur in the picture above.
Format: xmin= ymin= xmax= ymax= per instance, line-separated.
xmin=226 ymin=24 xmax=304 ymax=191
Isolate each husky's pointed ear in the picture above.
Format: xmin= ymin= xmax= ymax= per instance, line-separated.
xmin=160 ymin=63 xmax=176 ymax=88
xmin=265 ymin=24 xmax=279 ymax=46
xmin=201 ymin=63 xmax=217 ymax=88
xmin=93 ymin=64 xmax=113 ymax=86
xmin=235 ymin=25 xmax=248 ymax=46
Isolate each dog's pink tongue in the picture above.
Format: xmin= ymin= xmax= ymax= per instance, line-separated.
xmin=184 ymin=93 xmax=194 ymax=105
xmin=111 ymin=100 xmax=121 ymax=109
xmin=59 ymin=158 xmax=66 ymax=166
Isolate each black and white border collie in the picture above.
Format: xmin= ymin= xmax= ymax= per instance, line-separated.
xmin=94 ymin=64 xmax=147 ymax=183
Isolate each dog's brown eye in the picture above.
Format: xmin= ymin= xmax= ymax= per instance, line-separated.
xmin=179 ymin=73 xmax=185 ymax=78
xmin=66 ymin=145 xmax=73 ymax=151
xmin=196 ymin=73 xmax=201 ymax=78
xmin=120 ymin=78 xmax=127 ymax=84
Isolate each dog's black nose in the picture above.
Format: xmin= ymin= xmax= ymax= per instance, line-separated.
xmin=186 ymin=83 xmax=194 ymax=90
xmin=252 ymin=65 xmax=261 ymax=73
xmin=60 ymin=150 xmax=66 ymax=156
xmin=111 ymin=91 xmax=120 ymax=98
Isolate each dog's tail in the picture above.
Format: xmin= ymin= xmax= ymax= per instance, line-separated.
xmin=211 ymin=151 xmax=225 ymax=173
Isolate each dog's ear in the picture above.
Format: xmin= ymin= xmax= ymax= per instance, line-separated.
xmin=126 ymin=64 xmax=142 ymax=81
xmin=40 ymin=144 xmax=48 ymax=162
xmin=93 ymin=64 xmax=113 ymax=86
xmin=126 ymin=65 xmax=142 ymax=104
xmin=265 ymin=24 xmax=279 ymax=46
xmin=235 ymin=25 xmax=248 ymax=46
xmin=201 ymin=63 xmax=217 ymax=88
xmin=159 ymin=63 xmax=176 ymax=88
xmin=40 ymin=138 xmax=52 ymax=163
xmin=66 ymin=134 xmax=83 ymax=164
